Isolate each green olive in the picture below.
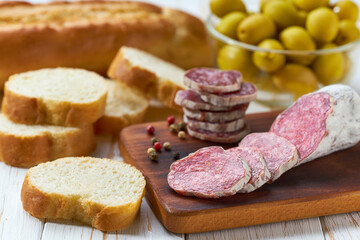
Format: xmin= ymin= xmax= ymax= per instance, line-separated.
xmin=217 ymin=45 xmax=258 ymax=80
xmin=293 ymin=0 xmax=329 ymax=11
xmin=210 ymin=0 xmax=247 ymax=17
xmin=334 ymin=0 xmax=359 ymax=22
xmin=335 ymin=20 xmax=360 ymax=45
xmin=306 ymin=7 xmax=339 ymax=43
xmin=312 ymin=43 xmax=346 ymax=85
xmin=273 ymin=63 xmax=319 ymax=99
xmin=216 ymin=11 xmax=247 ymax=39
xmin=263 ymin=1 xmax=303 ymax=29
xmin=280 ymin=26 xmax=316 ymax=65
xmin=237 ymin=14 xmax=276 ymax=45
xmin=252 ymin=39 xmax=286 ymax=72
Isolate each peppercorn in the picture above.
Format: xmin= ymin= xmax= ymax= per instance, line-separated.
xmin=167 ymin=115 xmax=175 ymax=125
xmin=178 ymin=131 xmax=186 ymax=139
xmin=151 ymin=137 xmax=159 ymax=145
xmin=169 ymin=124 xmax=178 ymax=133
xmin=147 ymin=147 xmax=156 ymax=155
xmin=163 ymin=142 xmax=171 ymax=151
xmin=173 ymin=152 xmax=180 ymax=160
xmin=153 ymin=141 xmax=162 ymax=151
xmin=146 ymin=125 xmax=155 ymax=135
xmin=178 ymin=122 xmax=186 ymax=131
xmin=148 ymin=151 xmax=158 ymax=161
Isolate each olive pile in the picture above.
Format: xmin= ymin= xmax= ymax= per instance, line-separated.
xmin=211 ymin=0 xmax=360 ymax=99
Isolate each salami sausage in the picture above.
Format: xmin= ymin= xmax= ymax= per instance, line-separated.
xmin=175 ymin=90 xmax=247 ymax=111
xmin=187 ymin=124 xmax=250 ymax=144
xmin=184 ymin=115 xmax=245 ymax=133
xmin=184 ymin=68 xmax=242 ymax=93
xmin=226 ymin=147 xmax=271 ymax=193
xmin=239 ymin=132 xmax=299 ymax=181
xmin=167 ymin=146 xmax=251 ymax=198
xmin=199 ymin=82 xmax=257 ymax=106
xmin=271 ymin=84 xmax=360 ymax=165
xmin=183 ymin=104 xmax=248 ymax=123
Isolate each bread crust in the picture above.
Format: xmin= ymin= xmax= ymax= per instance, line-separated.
xmin=2 ymin=80 xmax=107 ymax=127
xmin=0 ymin=124 xmax=95 ymax=168
xmin=21 ymin=158 xmax=145 ymax=231
xmin=0 ymin=1 xmax=214 ymax=89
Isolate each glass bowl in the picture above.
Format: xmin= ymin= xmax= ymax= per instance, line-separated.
xmin=205 ymin=8 xmax=360 ymax=107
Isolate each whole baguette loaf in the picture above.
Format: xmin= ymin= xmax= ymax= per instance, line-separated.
xmin=0 ymin=114 xmax=95 ymax=168
xmin=0 ymin=0 xmax=215 ymax=90
xmin=21 ymin=157 xmax=146 ymax=231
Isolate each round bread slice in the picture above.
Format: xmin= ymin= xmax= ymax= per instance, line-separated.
xmin=21 ymin=157 xmax=146 ymax=231
xmin=184 ymin=68 xmax=242 ymax=93
xmin=95 ymin=80 xmax=149 ymax=134
xmin=184 ymin=115 xmax=245 ymax=133
xmin=0 ymin=114 xmax=95 ymax=168
xmin=167 ymin=146 xmax=251 ymax=198
xmin=199 ymin=82 xmax=257 ymax=106
xmin=2 ymin=68 xmax=108 ymax=127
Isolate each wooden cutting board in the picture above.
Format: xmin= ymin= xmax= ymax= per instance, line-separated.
xmin=119 ymin=111 xmax=360 ymax=234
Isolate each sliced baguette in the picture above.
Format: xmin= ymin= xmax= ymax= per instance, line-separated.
xmin=0 ymin=114 xmax=95 ymax=168
xmin=21 ymin=157 xmax=146 ymax=231
xmin=108 ymin=46 xmax=185 ymax=109
xmin=2 ymin=68 xmax=108 ymax=127
xmin=95 ymin=80 xmax=149 ymax=134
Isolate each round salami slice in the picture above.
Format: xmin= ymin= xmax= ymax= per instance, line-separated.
xmin=183 ymin=104 xmax=248 ymax=123
xmin=184 ymin=68 xmax=242 ymax=93
xmin=174 ymin=90 xmax=247 ymax=111
xmin=167 ymin=146 xmax=251 ymax=198
xmin=187 ymin=124 xmax=250 ymax=144
xmin=271 ymin=84 xmax=360 ymax=165
xmin=199 ymin=82 xmax=257 ymax=106
xmin=238 ymin=132 xmax=299 ymax=182
xmin=184 ymin=115 xmax=245 ymax=133
xmin=226 ymin=147 xmax=271 ymax=193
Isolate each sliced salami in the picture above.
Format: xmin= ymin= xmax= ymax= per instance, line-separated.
xmin=271 ymin=84 xmax=360 ymax=165
xmin=183 ymin=104 xmax=248 ymax=123
xmin=184 ymin=115 xmax=245 ymax=133
xmin=187 ymin=124 xmax=250 ymax=144
xmin=184 ymin=68 xmax=242 ymax=93
xmin=199 ymin=82 xmax=257 ymax=106
xmin=167 ymin=146 xmax=251 ymax=198
xmin=175 ymin=90 xmax=247 ymax=111
xmin=238 ymin=132 xmax=299 ymax=181
xmin=226 ymin=147 xmax=271 ymax=193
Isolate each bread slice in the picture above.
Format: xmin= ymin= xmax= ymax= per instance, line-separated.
xmin=108 ymin=46 xmax=185 ymax=109
xmin=2 ymin=68 xmax=108 ymax=127
xmin=95 ymin=80 xmax=149 ymax=134
xmin=0 ymin=114 xmax=95 ymax=168
xmin=21 ymin=157 xmax=146 ymax=231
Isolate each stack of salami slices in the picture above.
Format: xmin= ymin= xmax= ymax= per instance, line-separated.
xmin=174 ymin=68 xmax=257 ymax=143
xmin=168 ymin=84 xmax=360 ymax=198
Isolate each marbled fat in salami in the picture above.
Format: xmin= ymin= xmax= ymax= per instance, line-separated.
xmin=199 ymin=82 xmax=257 ymax=106
xmin=184 ymin=68 xmax=242 ymax=93
xmin=226 ymin=147 xmax=271 ymax=193
xmin=271 ymin=84 xmax=360 ymax=165
xmin=167 ymin=146 xmax=251 ymax=198
xmin=239 ymin=132 xmax=299 ymax=181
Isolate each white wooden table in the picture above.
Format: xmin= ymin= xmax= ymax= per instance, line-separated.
xmin=1 ymin=0 xmax=360 ymax=239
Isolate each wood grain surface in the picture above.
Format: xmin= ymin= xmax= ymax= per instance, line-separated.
xmin=119 ymin=111 xmax=360 ymax=234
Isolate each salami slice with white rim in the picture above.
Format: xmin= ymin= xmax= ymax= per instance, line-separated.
xmin=183 ymin=104 xmax=248 ymax=123
xmin=226 ymin=147 xmax=271 ymax=193
xmin=167 ymin=146 xmax=251 ymax=198
xmin=199 ymin=82 xmax=257 ymax=106
xmin=184 ymin=115 xmax=245 ymax=133
xmin=187 ymin=124 xmax=250 ymax=144
xmin=239 ymin=132 xmax=299 ymax=182
xmin=184 ymin=68 xmax=242 ymax=93
xmin=175 ymin=90 xmax=247 ymax=111
xmin=271 ymin=84 xmax=360 ymax=165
